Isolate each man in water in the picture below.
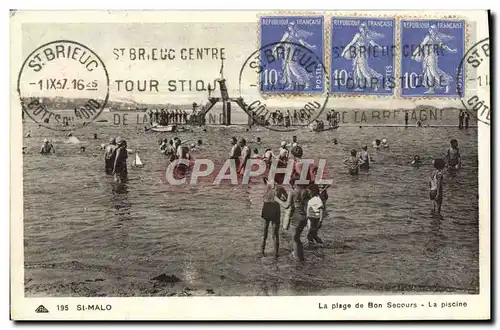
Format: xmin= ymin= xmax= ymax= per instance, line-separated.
xmin=112 ymin=137 xmax=128 ymax=183
xmin=359 ymin=145 xmax=370 ymax=171
xmin=40 ymin=139 xmax=55 ymax=154
xmin=279 ymin=141 xmax=289 ymax=160
xmin=104 ymin=137 xmax=117 ymax=174
xmin=238 ymin=138 xmax=251 ymax=175
xmin=229 ymin=136 xmax=242 ymax=170
xmin=405 ymin=112 xmax=409 ymax=127
xmin=411 ymin=155 xmax=422 ymax=166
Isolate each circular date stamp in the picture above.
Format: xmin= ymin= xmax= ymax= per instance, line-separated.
xmin=17 ymin=40 xmax=110 ymax=131
xmin=238 ymin=41 xmax=329 ymax=132
xmin=456 ymin=37 xmax=490 ymax=126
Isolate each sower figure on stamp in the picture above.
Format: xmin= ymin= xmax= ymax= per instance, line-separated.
xmin=341 ymin=22 xmax=384 ymax=91
xmin=412 ymin=25 xmax=457 ymax=94
xmin=273 ymin=21 xmax=316 ymax=90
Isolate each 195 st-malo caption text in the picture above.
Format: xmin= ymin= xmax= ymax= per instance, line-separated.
xmin=319 ymin=300 xmax=468 ymax=311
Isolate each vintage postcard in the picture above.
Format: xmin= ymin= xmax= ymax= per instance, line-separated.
xmin=10 ymin=10 xmax=490 ymax=320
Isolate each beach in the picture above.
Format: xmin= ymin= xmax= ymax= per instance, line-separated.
xmin=23 ymin=120 xmax=479 ymax=297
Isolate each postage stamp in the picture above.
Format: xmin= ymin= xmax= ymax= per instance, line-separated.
xmin=239 ymin=41 xmax=329 ymax=132
xmin=259 ymin=16 xmax=324 ymax=94
xmin=331 ymin=17 xmax=396 ymax=96
xmin=400 ymin=19 xmax=466 ymax=98
xmin=9 ymin=10 xmax=490 ymax=321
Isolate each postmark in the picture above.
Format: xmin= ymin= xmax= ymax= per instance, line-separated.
xmin=330 ymin=17 xmax=396 ymax=96
xmin=17 ymin=40 xmax=110 ymax=131
xmin=456 ymin=37 xmax=490 ymax=125
xmin=259 ymin=16 xmax=324 ymax=94
xmin=239 ymin=41 xmax=329 ymax=132
xmin=400 ymin=19 xmax=465 ymax=98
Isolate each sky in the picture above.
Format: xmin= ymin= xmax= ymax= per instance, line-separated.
xmin=20 ymin=21 xmax=466 ymax=110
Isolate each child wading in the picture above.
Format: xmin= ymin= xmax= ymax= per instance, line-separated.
xmin=446 ymin=139 xmax=461 ymax=171
xmin=430 ymin=159 xmax=445 ymax=216
xmin=306 ymin=184 xmax=325 ymax=245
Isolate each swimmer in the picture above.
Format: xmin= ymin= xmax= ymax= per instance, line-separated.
xmin=333 ymin=138 xmax=338 ymax=145
xmin=25 ymin=130 xmax=31 ymax=138
xmin=93 ymin=133 xmax=98 ymax=139
xmin=251 ymin=148 xmax=260 ymax=159
xmin=104 ymin=137 xmax=117 ymax=174
xmin=343 ymin=149 xmax=362 ymax=175
xmin=359 ymin=145 xmax=370 ymax=171
xmin=190 ymin=143 xmax=197 ymax=151
xmin=256 ymin=137 xmax=262 ymax=145
xmin=67 ymin=132 xmax=73 ymax=137
xmin=411 ymin=155 xmax=422 ymax=166
xmin=430 ymin=159 xmax=445 ymax=215
xmin=22 ymin=146 xmax=27 ymax=154
xmin=79 ymin=146 xmax=86 ymax=153
xmin=292 ymin=135 xmax=298 ymax=144
xmin=446 ymin=139 xmax=461 ymax=170
xmin=372 ymin=139 xmax=381 ymax=149
xmin=40 ymin=139 xmax=55 ymax=154
xmin=382 ymin=139 xmax=389 ymax=148
xmin=197 ymin=139 xmax=203 ymax=146
xmin=263 ymin=148 xmax=275 ymax=166
xmin=159 ymin=138 xmax=169 ymax=152
xmin=278 ymin=141 xmax=289 ymax=160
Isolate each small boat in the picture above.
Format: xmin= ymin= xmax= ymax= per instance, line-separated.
xmin=134 ymin=153 xmax=144 ymax=167
xmin=147 ymin=124 xmax=194 ymax=133
xmin=150 ymin=124 xmax=177 ymax=132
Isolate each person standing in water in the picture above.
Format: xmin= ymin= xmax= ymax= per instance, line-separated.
xmin=445 ymin=139 xmax=461 ymax=170
xmin=464 ymin=112 xmax=470 ymax=129
xmin=274 ymin=182 xmax=309 ymax=261
xmin=238 ymin=138 xmax=251 ymax=175
xmin=229 ymin=136 xmax=242 ymax=170
xmin=40 ymin=139 xmax=55 ymax=154
xmin=405 ymin=112 xmax=409 ymax=127
xmin=112 ymin=137 xmax=128 ymax=183
xmin=344 ymin=149 xmax=363 ymax=175
xmin=359 ymin=145 xmax=370 ymax=171
xmin=430 ymin=159 xmax=445 ymax=215
xmin=104 ymin=137 xmax=117 ymax=174
xmin=261 ymin=178 xmax=281 ymax=259
xmin=306 ymin=184 xmax=325 ymax=245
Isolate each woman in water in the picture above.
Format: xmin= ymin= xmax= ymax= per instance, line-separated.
xmin=261 ymin=178 xmax=281 ymax=259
